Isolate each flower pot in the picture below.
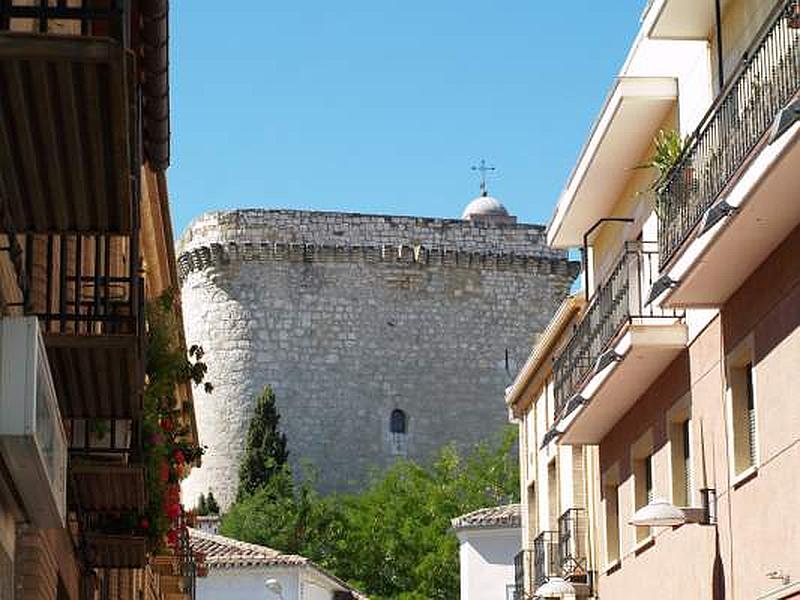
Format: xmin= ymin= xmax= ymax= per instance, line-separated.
xmin=788 ymin=3 xmax=800 ymax=29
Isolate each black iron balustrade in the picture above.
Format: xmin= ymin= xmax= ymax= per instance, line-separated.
xmin=558 ymin=508 xmax=588 ymax=581
xmin=533 ymin=531 xmax=560 ymax=588
xmin=176 ymin=512 xmax=198 ymax=600
xmin=513 ymin=549 xmax=533 ymax=600
xmin=0 ymin=0 xmax=130 ymax=44
xmin=658 ymin=0 xmax=800 ymax=268
xmin=19 ymin=233 xmax=143 ymax=338
xmin=552 ymin=242 xmax=682 ymax=416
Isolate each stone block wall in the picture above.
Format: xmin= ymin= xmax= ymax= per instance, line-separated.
xmin=179 ymin=209 xmax=578 ymax=509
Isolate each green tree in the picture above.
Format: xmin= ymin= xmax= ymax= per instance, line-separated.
xmin=237 ymin=386 xmax=289 ymax=500
xmin=196 ymin=493 xmax=208 ymax=516
xmin=205 ymin=490 xmax=220 ymax=515
xmin=221 ymin=427 xmax=519 ymax=599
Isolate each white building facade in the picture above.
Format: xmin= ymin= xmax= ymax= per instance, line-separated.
xmin=452 ymin=504 xmax=522 ymax=600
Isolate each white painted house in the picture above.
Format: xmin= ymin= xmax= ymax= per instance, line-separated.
xmin=189 ymin=528 xmax=366 ymax=600
xmin=452 ymin=504 xmax=522 ymax=600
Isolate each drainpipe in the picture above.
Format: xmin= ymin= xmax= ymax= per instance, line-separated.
xmin=581 ymin=218 xmax=634 ymax=300
xmin=715 ymin=0 xmax=724 ymax=90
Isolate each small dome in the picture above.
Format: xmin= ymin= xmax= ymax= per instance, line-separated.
xmin=461 ymin=195 xmax=510 ymax=220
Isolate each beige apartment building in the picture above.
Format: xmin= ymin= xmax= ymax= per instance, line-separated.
xmin=510 ymin=0 xmax=799 ymax=598
xmin=0 ymin=2 xmax=202 ymax=599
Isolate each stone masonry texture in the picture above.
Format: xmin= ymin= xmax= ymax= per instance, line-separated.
xmin=178 ymin=209 xmax=579 ymax=509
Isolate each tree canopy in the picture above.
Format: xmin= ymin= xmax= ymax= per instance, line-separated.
xmin=237 ymin=385 xmax=289 ymax=500
xmin=221 ymin=427 xmax=519 ymax=599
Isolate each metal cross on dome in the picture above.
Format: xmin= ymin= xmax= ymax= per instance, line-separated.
xmin=471 ymin=159 xmax=496 ymax=196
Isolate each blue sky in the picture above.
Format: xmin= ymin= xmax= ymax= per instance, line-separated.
xmin=169 ymin=1 xmax=646 ymax=236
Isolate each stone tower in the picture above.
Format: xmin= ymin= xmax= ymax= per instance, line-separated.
xmin=178 ymin=199 xmax=578 ymax=509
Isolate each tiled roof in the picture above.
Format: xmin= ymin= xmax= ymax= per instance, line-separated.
xmin=451 ymin=504 xmax=521 ymax=530
xmin=188 ymin=528 xmax=307 ymax=568
xmin=188 ymin=528 xmax=368 ymax=599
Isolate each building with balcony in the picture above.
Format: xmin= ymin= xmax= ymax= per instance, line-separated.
xmin=506 ymin=296 xmax=597 ymax=600
xmin=510 ymin=0 xmax=800 ymax=598
xmin=0 ymin=2 xmax=200 ymax=599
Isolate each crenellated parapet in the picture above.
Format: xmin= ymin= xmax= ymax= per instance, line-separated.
xmin=177 ymin=241 xmax=578 ymax=281
xmin=176 ymin=208 xmax=575 ymax=281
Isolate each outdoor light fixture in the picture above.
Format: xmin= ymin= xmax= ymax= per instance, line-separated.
xmin=629 ymin=498 xmax=686 ymax=527
xmin=534 ymin=577 xmax=576 ymax=598
xmin=629 ymin=489 xmax=717 ymax=527
xmin=265 ymin=578 xmax=285 ymax=599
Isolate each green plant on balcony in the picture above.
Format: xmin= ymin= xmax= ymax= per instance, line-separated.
xmin=637 ymin=129 xmax=686 ymax=218
xmin=138 ymin=289 xmax=211 ymax=551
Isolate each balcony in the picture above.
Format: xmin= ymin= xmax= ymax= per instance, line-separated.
xmin=534 ymin=531 xmax=560 ymax=587
xmin=513 ymin=549 xmax=532 ymax=600
xmin=655 ymin=0 xmax=800 ymax=306
xmin=557 ymin=508 xmax=588 ymax=582
xmin=0 ymin=1 xmax=143 ymax=233
xmin=553 ymin=242 xmax=686 ymax=444
xmin=14 ymin=232 xmax=145 ymax=419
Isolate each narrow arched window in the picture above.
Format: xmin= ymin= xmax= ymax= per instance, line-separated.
xmin=390 ymin=409 xmax=407 ymax=434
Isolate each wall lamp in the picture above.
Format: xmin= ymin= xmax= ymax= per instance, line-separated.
xmin=534 ymin=576 xmax=576 ymax=598
xmin=630 ymin=488 xmax=717 ymax=527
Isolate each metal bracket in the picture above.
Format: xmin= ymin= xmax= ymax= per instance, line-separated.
xmin=699 ymin=199 xmax=737 ymax=236
xmin=646 ymin=273 xmax=679 ymax=306
xmin=769 ymin=98 xmax=800 ymax=144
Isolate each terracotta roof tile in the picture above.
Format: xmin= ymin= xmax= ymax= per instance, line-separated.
xmin=188 ymin=528 xmax=369 ymax=599
xmin=188 ymin=528 xmax=308 ymax=568
xmin=451 ymin=503 xmax=521 ymax=530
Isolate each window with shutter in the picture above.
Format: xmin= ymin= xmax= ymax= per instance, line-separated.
xmin=729 ymin=353 xmax=757 ymax=476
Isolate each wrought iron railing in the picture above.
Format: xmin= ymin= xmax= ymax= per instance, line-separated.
xmin=553 ymin=242 xmax=682 ymax=416
xmin=0 ymin=0 xmax=131 ymax=45
xmin=513 ymin=549 xmax=532 ymax=600
xmin=558 ymin=508 xmax=588 ymax=581
xmin=533 ymin=531 xmax=560 ymax=588
xmin=176 ymin=512 xmax=198 ymax=600
xmin=658 ymin=0 xmax=800 ymax=268
xmin=19 ymin=233 xmax=144 ymax=338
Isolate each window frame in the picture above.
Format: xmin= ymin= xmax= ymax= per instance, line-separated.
xmin=601 ymin=463 xmax=621 ymax=569
xmin=725 ymin=336 xmax=759 ymax=481
xmin=631 ymin=429 xmax=655 ymax=544
xmin=667 ymin=396 xmax=693 ymax=508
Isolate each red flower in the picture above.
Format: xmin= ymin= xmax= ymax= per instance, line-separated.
xmin=173 ymin=449 xmax=185 ymax=464
xmin=166 ymin=502 xmax=181 ymax=520
xmin=140 ymin=518 xmax=150 ymax=531
xmin=159 ymin=461 xmax=170 ymax=482
xmin=166 ymin=484 xmax=181 ymax=503
xmin=160 ymin=418 xmax=174 ymax=432
xmin=166 ymin=528 xmax=179 ymax=547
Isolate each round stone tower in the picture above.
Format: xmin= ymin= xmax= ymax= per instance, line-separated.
xmin=178 ymin=204 xmax=579 ymax=509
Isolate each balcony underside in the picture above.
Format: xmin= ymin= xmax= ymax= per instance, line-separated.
xmin=560 ymin=323 xmax=687 ymax=445
xmin=548 ymin=77 xmax=678 ymax=248
xmin=647 ymin=0 xmax=732 ymax=39
xmin=45 ymin=335 xmax=142 ymax=418
xmin=662 ymin=124 xmax=800 ymax=308
xmin=71 ymin=463 xmax=145 ymax=512
xmin=0 ymin=32 xmax=133 ymax=233
xmin=85 ymin=534 xmax=148 ymax=569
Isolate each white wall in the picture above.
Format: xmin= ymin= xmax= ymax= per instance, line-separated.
xmin=457 ymin=527 xmax=521 ymax=600
xmin=197 ymin=567 xmax=300 ymax=600
xmin=197 ymin=565 xmax=354 ymax=600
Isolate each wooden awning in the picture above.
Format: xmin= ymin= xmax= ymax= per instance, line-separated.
xmin=85 ymin=534 xmax=148 ymax=569
xmin=46 ymin=335 xmax=143 ymax=418
xmin=71 ymin=463 xmax=146 ymax=512
xmin=0 ymin=32 xmax=135 ymax=233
